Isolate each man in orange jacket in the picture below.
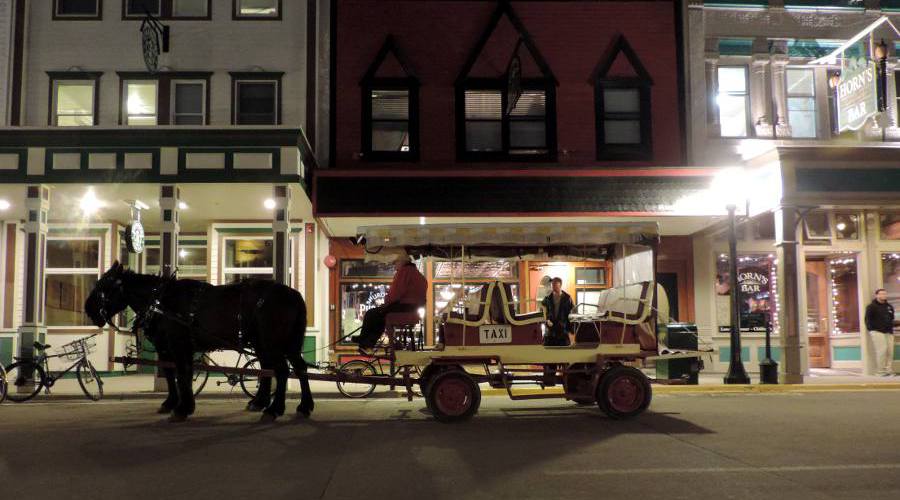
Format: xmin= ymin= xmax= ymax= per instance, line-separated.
xmin=356 ymin=251 xmax=426 ymax=354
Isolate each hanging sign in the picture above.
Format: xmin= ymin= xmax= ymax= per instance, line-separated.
xmin=835 ymin=56 xmax=878 ymax=132
xmin=140 ymin=13 xmax=170 ymax=73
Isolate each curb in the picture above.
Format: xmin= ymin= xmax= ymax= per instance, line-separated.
xmin=480 ymin=383 xmax=900 ymax=397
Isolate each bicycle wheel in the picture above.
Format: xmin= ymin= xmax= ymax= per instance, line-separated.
xmin=192 ymin=355 xmax=211 ymax=397
xmin=5 ymin=361 xmax=45 ymax=402
xmin=336 ymin=360 xmax=377 ymax=399
xmin=76 ymin=360 xmax=103 ymax=402
xmin=239 ymin=358 xmax=276 ymax=399
xmin=0 ymin=363 xmax=7 ymax=404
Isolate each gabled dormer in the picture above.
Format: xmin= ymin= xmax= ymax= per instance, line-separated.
xmin=360 ymin=35 xmax=420 ymax=161
xmin=592 ymin=35 xmax=654 ymax=161
xmin=455 ymin=1 xmax=558 ymax=162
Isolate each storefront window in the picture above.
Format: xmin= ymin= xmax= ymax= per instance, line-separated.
xmin=339 ymin=283 xmax=391 ymax=345
xmin=804 ymin=211 xmax=831 ymax=240
xmin=144 ymin=246 xmax=160 ymax=275
xmin=178 ymin=245 xmax=207 ymax=278
xmin=881 ymin=254 xmax=900 ymax=323
xmin=880 ymin=213 xmax=900 ymax=240
xmin=45 ymin=239 xmax=100 ymax=326
xmin=715 ymin=254 xmax=777 ymax=333
xmin=828 ymin=255 xmax=859 ymax=334
xmin=224 ymin=238 xmax=274 ymax=282
xmin=834 ymin=213 xmax=860 ymax=240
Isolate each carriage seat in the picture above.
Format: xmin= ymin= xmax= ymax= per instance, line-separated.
xmin=497 ymin=282 xmax=544 ymax=324
xmin=446 ymin=283 xmax=491 ymax=324
xmin=569 ymin=281 xmax=654 ymax=325
xmin=385 ymin=311 xmax=421 ymax=329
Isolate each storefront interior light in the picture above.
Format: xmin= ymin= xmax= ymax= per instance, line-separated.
xmin=836 ymin=222 xmax=847 ymax=231
xmin=419 ymin=216 xmax=426 ymax=225
xmin=178 ymin=201 xmax=189 ymax=210
xmin=0 ymin=199 xmax=10 ymax=210
xmin=264 ymin=199 xmax=276 ymax=210
xmin=179 ymin=249 xmax=188 ymax=259
xmin=79 ymin=188 xmax=105 ymax=216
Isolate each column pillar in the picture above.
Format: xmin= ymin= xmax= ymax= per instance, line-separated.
xmin=272 ymin=185 xmax=291 ymax=285
xmin=158 ymin=185 xmax=180 ymax=278
xmin=705 ymin=47 xmax=721 ymax=136
xmin=774 ymin=206 xmax=803 ymax=384
xmin=771 ymin=54 xmax=791 ymax=137
xmin=17 ymin=185 xmax=50 ymax=363
xmin=155 ymin=185 xmax=180 ymax=391
xmin=751 ymin=54 xmax=773 ymax=137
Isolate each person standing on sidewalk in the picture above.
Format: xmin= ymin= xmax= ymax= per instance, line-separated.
xmin=865 ymin=288 xmax=896 ymax=377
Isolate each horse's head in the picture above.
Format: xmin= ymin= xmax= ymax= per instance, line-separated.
xmin=84 ymin=261 xmax=129 ymax=328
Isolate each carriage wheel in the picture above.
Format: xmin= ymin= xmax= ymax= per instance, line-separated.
xmin=336 ymin=360 xmax=377 ymax=399
xmin=596 ymin=365 xmax=651 ymax=419
xmin=426 ymin=370 xmax=480 ymax=423
xmin=240 ymin=358 xmax=277 ymax=399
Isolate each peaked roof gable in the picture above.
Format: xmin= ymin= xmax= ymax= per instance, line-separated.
xmin=455 ymin=1 xmax=557 ymax=85
xmin=361 ymin=35 xmax=418 ymax=83
xmin=592 ymin=35 xmax=653 ymax=84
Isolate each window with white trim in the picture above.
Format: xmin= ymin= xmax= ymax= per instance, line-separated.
xmin=223 ymin=237 xmax=281 ymax=283
xmin=45 ymin=239 xmax=100 ymax=327
xmin=717 ymin=66 xmax=749 ymax=137
xmin=53 ymin=81 xmax=96 ymax=127
xmin=786 ymin=68 xmax=816 ymax=138
xmin=171 ymin=80 xmax=206 ymax=125
xmin=234 ymin=79 xmax=279 ymax=125
xmin=124 ymin=80 xmax=159 ymax=125
xmin=236 ymin=0 xmax=279 ymax=18
xmin=126 ymin=0 xmax=160 ymax=16
xmin=55 ymin=0 xmax=100 ymax=18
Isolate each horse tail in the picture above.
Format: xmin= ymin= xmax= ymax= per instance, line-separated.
xmin=291 ymin=293 xmax=310 ymax=363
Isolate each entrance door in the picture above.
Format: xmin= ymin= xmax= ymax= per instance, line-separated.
xmin=805 ymin=258 xmax=831 ymax=368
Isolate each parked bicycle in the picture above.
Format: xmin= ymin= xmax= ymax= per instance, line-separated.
xmin=192 ymin=352 xmax=272 ymax=398
xmin=335 ymin=338 xmax=423 ymax=399
xmin=5 ymin=334 xmax=103 ymax=402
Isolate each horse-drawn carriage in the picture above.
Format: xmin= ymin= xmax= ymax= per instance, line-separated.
xmin=346 ymin=221 xmax=704 ymax=422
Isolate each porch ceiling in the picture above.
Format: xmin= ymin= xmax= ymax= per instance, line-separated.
xmin=319 ymin=215 xmax=721 ymax=238
xmin=0 ymin=183 xmax=313 ymax=232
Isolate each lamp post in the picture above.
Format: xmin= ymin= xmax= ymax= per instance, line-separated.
xmin=724 ymin=204 xmax=750 ymax=384
xmin=875 ymin=38 xmax=888 ymax=112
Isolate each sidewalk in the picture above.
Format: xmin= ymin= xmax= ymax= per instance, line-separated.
xmin=5 ymin=367 xmax=899 ymax=403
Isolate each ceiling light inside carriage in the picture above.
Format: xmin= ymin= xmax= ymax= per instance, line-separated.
xmin=79 ymin=188 xmax=105 ymax=216
xmin=264 ymin=199 xmax=276 ymax=210
xmin=0 ymin=199 xmax=10 ymax=210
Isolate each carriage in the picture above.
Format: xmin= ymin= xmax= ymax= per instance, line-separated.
xmin=342 ymin=221 xmax=705 ymax=422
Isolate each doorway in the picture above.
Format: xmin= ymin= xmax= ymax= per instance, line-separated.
xmin=805 ymin=257 xmax=831 ymax=368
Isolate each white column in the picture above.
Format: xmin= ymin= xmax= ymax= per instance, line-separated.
xmin=17 ymin=185 xmax=49 ymax=362
xmin=271 ymin=185 xmax=291 ymax=285
xmin=751 ymin=54 xmax=772 ymax=137
xmin=705 ymin=54 xmax=721 ymax=136
xmin=771 ymin=55 xmax=791 ymax=138
xmin=158 ymin=185 xmax=180 ymax=278
xmin=774 ymin=206 xmax=803 ymax=384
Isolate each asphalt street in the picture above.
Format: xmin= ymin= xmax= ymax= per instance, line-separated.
xmin=1 ymin=391 xmax=900 ymax=500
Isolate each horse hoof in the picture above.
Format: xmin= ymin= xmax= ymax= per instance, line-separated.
xmin=296 ymin=408 xmax=311 ymax=419
xmin=259 ymin=412 xmax=277 ymax=424
xmin=168 ymin=413 xmax=188 ymax=423
xmin=246 ymin=402 xmax=266 ymax=412
xmin=157 ymin=406 xmax=173 ymax=415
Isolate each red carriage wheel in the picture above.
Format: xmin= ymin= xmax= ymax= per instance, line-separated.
xmin=426 ymin=370 xmax=481 ymax=423
xmin=596 ymin=365 xmax=651 ymax=419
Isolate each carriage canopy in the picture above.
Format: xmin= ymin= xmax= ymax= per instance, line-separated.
xmin=358 ymin=222 xmax=659 ymax=262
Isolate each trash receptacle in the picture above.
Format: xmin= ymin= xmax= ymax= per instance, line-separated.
xmin=656 ymin=323 xmax=700 ymax=385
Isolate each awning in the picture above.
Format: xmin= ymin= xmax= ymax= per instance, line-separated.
xmin=358 ymin=222 xmax=658 ymax=261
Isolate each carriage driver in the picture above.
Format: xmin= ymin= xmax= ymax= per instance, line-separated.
xmin=355 ymin=251 xmax=427 ymax=355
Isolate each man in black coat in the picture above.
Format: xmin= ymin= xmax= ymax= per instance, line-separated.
xmin=865 ymin=288 xmax=896 ymax=376
xmin=541 ymin=277 xmax=574 ymax=346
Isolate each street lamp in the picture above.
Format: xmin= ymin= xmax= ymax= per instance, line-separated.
xmin=724 ymin=204 xmax=750 ymax=384
xmin=875 ymin=38 xmax=888 ymax=112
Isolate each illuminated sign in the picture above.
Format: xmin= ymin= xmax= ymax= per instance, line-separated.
xmin=836 ymin=57 xmax=878 ymax=132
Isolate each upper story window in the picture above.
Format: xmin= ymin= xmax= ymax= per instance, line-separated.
xmin=124 ymin=80 xmax=158 ymax=125
xmin=172 ymin=80 xmax=207 ymax=125
xmin=592 ymin=35 xmax=654 ymax=160
xmin=459 ymin=84 xmax=555 ymax=160
xmin=234 ymin=0 xmax=280 ymax=19
xmin=786 ymin=68 xmax=816 ymax=138
xmin=123 ymin=0 xmax=209 ymax=19
xmin=360 ymin=36 xmax=420 ymax=161
xmin=717 ymin=66 xmax=750 ymax=137
xmin=231 ymin=72 xmax=283 ymax=125
xmin=49 ymin=72 xmax=102 ymax=126
xmin=54 ymin=0 xmax=102 ymax=19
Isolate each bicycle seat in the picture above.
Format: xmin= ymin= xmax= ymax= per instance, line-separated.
xmin=33 ymin=341 xmax=51 ymax=351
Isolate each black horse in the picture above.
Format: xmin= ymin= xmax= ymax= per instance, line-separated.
xmin=84 ymin=262 xmax=314 ymax=422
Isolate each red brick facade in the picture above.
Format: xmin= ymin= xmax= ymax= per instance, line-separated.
xmin=332 ymin=0 xmax=683 ymax=171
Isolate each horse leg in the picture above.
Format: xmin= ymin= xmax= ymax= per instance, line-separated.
xmin=170 ymin=348 xmax=196 ymax=423
xmin=246 ymin=356 xmax=273 ymax=412
xmin=261 ymin=358 xmax=289 ymax=422
xmin=287 ymin=353 xmax=315 ymax=418
xmin=157 ymin=364 xmax=178 ymax=414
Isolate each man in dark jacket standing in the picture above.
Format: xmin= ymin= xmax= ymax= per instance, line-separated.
xmin=865 ymin=288 xmax=896 ymax=377
xmin=541 ymin=277 xmax=574 ymax=346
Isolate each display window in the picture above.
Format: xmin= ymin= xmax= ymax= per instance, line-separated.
xmin=715 ymin=253 xmax=777 ymax=333
xmin=45 ymin=238 xmax=101 ymax=327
